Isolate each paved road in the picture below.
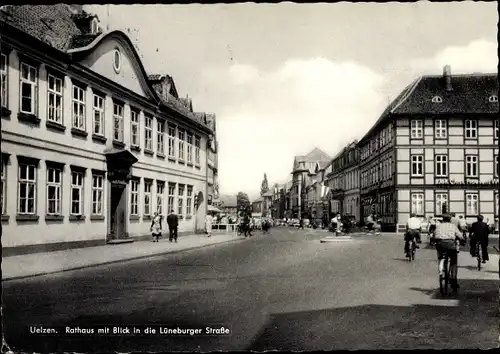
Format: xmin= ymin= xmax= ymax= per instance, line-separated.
xmin=3 ymin=228 xmax=498 ymax=352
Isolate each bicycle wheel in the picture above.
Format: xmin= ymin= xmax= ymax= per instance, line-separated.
xmin=477 ymin=247 xmax=482 ymax=271
xmin=439 ymin=258 xmax=448 ymax=296
xmin=411 ymin=243 xmax=416 ymax=261
xmin=406 ymin=241 xmax=412 ymax=262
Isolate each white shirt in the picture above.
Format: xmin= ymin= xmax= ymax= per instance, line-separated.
xmin=458 ymin=218 xmax=467 ymax=228
xmin=407 ymin=217 xmax=421 ymax=230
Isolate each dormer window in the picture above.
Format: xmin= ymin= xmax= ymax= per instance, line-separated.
xmin=489 ymin=95 xmax=498 ymax=103
xmin=90 ymin=18 xmax=99 ymax=34
xmin=431 ymin=96 xmax=443 ymax=103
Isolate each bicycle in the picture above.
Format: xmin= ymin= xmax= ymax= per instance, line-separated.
xmin=406 ymin=239 xmax=416 ymax=262
xmin=474 ymin=241 xmax=482 ymax=271
xmin=439 ymin=253 xmax=454 ymax=296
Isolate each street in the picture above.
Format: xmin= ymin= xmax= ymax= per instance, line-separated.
xmin=3 ymin=228 xmax=498 ymax=352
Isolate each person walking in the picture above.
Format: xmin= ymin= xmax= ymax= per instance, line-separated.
xmin=205 ymin=212 xmax=213 ymax=237
xmin=166 ymin=209 xmax=179 ymax=243
xmin=297 ymin=217 xmax=305 ymax=230
xmin=469 ymin=214 xmax=490 ymax=263
xmin=150 ymin=211 xmax=162 ymax=242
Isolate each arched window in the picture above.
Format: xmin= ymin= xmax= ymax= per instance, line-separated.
xmin=431 ymin=96 xmax=443 ymax=103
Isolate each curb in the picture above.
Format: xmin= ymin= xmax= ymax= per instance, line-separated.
xmin=2 ymin=236 xmax=247 ymax=282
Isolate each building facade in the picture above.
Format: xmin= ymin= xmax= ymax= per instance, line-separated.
xmin=327 ymin=141 xmax=360 ymax=221
xmin=290 ymin=148 xmax=331 ymax=219
xmin=1 ymin=5 xmax=214 ymax=253
xmin=359 ymin=66 xmax=499 ymax=230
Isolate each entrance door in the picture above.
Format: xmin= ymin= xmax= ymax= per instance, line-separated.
xmin=110 ymin=183 xmax=126 ymax=240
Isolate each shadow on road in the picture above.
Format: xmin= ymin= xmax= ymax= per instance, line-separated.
xmin=247 ymin=279 xmax=498 ymax=351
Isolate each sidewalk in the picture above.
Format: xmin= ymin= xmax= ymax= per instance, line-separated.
xmin=2 ymin=232 xmax=243 ymax=281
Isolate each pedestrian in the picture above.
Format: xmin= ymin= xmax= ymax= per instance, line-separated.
xmin=150 ymin=211 xmax=162 ymax=242
xmin=205 ymin=212 xmax=213 ymax=237
xmin=469 ymin=214 xmax=490 ymax=263
xmin=166 ymin=209 xmax=179 ymax=243
xmin=297 ymin=217 xmax=304 ymax=230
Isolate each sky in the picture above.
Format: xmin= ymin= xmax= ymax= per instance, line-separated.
xmin=86 ymin=2 xmax=498 ymax=201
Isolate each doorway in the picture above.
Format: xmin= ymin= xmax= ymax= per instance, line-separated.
xmin=109 ymin=183 xmax=126 ymax=240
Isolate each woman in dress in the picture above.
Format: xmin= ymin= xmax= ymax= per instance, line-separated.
xmin=205 ymin=212 xmax=213 ymax=237
xmin=150 ymin=211 xmax=162 ymax=242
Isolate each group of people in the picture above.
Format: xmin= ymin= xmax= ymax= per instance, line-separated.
xmin=404 ymin=212 xmax=491 ymax=290
xmin=150 ymin=210 xmax=179 ymax=243
xmin=149 ymin=210 xmax=218 ymax=242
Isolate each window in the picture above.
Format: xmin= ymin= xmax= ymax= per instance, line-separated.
xmin=496 ymin=193 xmax=499 ymax=216
xmin=70 ymin=170 xmax=84 ymax=215
xmin=178 ymin=184 xmax=185 ymax=216
xmin=168 ymin=183 xmax=175 ymax=214
xmin=411 ymin=193 xmax=424 ymax=215
xmin=91 ymin=174 xmax=104 ymax=215
xmin=195 ymin=136 xmax=200 ymax=165
xmin=92 ymin=94 xmax=105 ymax=136
xmin=410 ymin=120 xmax=423 ymax=139
xmin=435 ymin=155 xmax=448 ymax=177
xmin=130 ymin=179 xmax=139 ymax=215
xmin=435 ymin=193 xmax=448 ymax=215
xmin=46 ymin=166 xmax=62 ymax=215
xmin=178 ymin=130 xmax=185 ymax=160
xmin=466 ymin=193 xmax=479 ymax=216
xmin=186 ymin=185 xmax=193 ymax=216
xmin=496 ymin=155 xmax=499 ymax=177
xmin=157 ymin=121 xmax=165 ymax=155
xmin=465 ymin=155 xmax=478 ymax=177
xmin=46 ymin=75 xmax=64 ymax=124
xmin=495 ymin=120 xmax=499 ymax=140
xmin=435 ymin=120 xmax=447 ymax=139
xmin=0 ymin=53 xmax=7 ymax=107
xmin=72 ymin=85 xmax=85 ymax=130
xmin=187 ymin=134 xmax=193 ymax=163
xmin=411 ymin=155 xmax=423 ymax=176
xmin=18 ymin=163 xmax=37 ymax=214
xmin=130 ymin=110 xmax=139 ymax=147
xmin=20 ymin=62 xmax=37 ymax=114
xmin=156 ymin=182 xmax=164 ymax=215
xmin=113 ymin=103 xmax=124 ymax=142
xmin=113 ymin=49 xmax=121 ymax=73
xmin=465 ymin=120 xmax=477 ymax=138
xmin=144 ymin=180 xmax=152 ymax=216
xmin=1 ymin=159 xmax=6 ymax=214
xmin=431 ymin=96 xmax=442 ymax=103
xmin=168 ymin=125 xmax=176 ymax=158
xmin=145 ymin=116 xmax=153 ymax=151
xmin=489 ymin=95 xmax=498 ymax=103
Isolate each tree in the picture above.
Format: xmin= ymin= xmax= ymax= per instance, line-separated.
xmin=237 ymin=192 xmax=251 ymax=213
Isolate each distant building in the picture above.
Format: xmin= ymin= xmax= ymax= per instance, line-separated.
xmin=325 ymin=141 xmax=360 ymax=222
xmin=290 ymin=148 xmax=332 ymax=219
xmin=358 ymin=66 xmax=499 ymax=230
xmin=0 ymin=5 xmax=215 ymax=254
xmin=216 ymin=194 xmax=238 ymax=216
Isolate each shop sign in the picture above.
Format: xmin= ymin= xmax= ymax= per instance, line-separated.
xmin=436 ymin=179 xmax=499 ymax=187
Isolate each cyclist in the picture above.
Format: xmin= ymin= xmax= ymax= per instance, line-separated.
xmin=431 ymin=213 xmax=465 ymax=290
xmin=404 ymin=213 xmax=422 ymax=254
xmin=469 ymin=214 xmax=490 ymax=263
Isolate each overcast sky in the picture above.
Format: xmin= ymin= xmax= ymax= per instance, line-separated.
xmin=86 ymin=2 xmax=497 ymax=200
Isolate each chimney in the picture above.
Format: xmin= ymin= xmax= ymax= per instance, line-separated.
xmin=443 ymin=65 xmax=452 ymax=91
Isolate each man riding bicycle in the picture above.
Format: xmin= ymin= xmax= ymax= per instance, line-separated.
xmin=431 ymin=213 xmax=466 ymax=290
xmin=404 ymin=213 xmax=422 ymax=254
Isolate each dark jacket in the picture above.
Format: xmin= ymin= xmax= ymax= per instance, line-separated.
xmin=470 ymin=221 xmax=489 ymax=240
xmin=167 ymin=213 xmax=179 ymax=228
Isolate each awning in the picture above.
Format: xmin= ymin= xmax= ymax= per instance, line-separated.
xmin=207 ymin=205 xmax=222 ymax=213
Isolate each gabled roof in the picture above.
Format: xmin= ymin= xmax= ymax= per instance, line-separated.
xmin=292 ymin=148 xmax=332 ymax=173
xmin=148 ymin=74 xmax=179 ymax=98
xmin=252 ymin=196 xmax=264 ymax=203
xmin=1 ymin=5 xmax=215 ymax=134
xmin=359 ymin=72 xmax=499 ymax=144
